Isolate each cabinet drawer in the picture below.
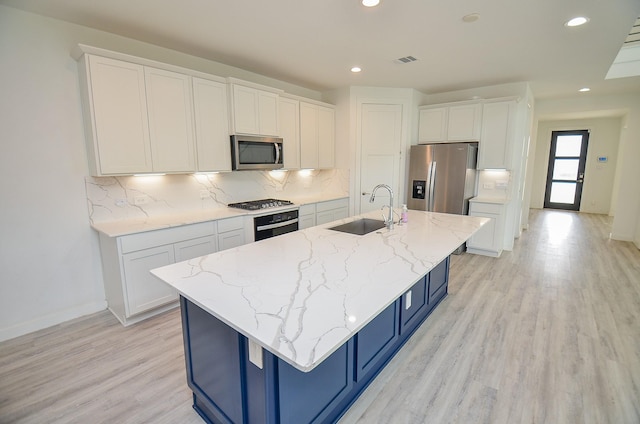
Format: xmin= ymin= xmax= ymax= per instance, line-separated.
xmin=120 ymin=222 xmax=216 ymax=253
xmin=315 ymin=198 xmax=348 ymax=213
xmin=217 ymin=216 xmax=244 ymax=233
xmin=299 ymin=203 xmax=316 ymax=217
xmin=469 ymin=202 xmax=504 ymax=214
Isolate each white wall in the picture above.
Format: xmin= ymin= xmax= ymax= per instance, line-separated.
xmin=531 ymin=117 xmax=622 ymax=214
xmin=532 ymin=94 xmax=640 ymax=244
xmin=0 ymin=6 xmax=324 ymax=341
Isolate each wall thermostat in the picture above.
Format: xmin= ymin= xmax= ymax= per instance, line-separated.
xmin=597 ymin=156 xmax=608 ymax=163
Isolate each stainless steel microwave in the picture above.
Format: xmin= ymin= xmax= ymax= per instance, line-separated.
xmin=230 ymin=135 xmax=284 ymax=171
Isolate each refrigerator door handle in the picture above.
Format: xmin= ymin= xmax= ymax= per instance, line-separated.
xmin=428 ymin=161 xmax=437 ymax=211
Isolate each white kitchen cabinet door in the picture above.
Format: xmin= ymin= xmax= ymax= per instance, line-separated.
xmin=231 ymin=84 xmax=279 ymax=136
xmin=300 ymin=102 xmax=319 ymax=168
xmin=122 ymin=245 xmax=177 ymax=316
xmin=279 ymin=97 xmax=301 ymax=169
xmin=218 ymin=229 xmax=246 ymax=251
xmin=300 ymin=102 xmax=336 ymax=169
xmin=418 ymin=107 xmax=448 ymax=143
xmin=193 ymin=78 xmax=231 ymax=172
xmin=85 ymin=55 xmax=152 ymax=175
xmin=316 ymin=198 xmax=349 ymax=225
xmin=318 ymin=106 xmax=336 ymax=169
xmin=258 ymin=90 xmax=279 ymax=136
xmin=174 ymin=236 xmax=218 ymax=262
xmin=144 ymin=67 xmax=196 ymax=173
xmin=231 ymin=84 xmax=260 ymax=135
xmin=447 ymin=103 xmax=482 ymax=141
xmin=466 ymin=201 xmax=506 ymax=257
xmin=298 ymin=204 xmax=316 ymax=229
xmin=478 ymin=100 xmax=516 ymax=169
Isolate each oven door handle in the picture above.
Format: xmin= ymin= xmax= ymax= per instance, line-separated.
xmin=256 ymin=218 xmax=299 ymax=232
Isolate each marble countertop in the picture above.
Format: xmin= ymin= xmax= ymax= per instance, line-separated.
xmin=91 ymin=194 xmax=348 ymax=237
xmin=151 ymin=209 xmax=488 ymax=372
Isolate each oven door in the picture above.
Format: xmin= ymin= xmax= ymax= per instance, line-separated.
xmin=254 ymin=210 xmax=299 ymax=241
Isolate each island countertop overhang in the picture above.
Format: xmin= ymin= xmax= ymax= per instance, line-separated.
xmin=151 ymin=209 xmax=488 ymax=372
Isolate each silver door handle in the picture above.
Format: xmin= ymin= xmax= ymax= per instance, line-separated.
xmin=274 ymin=143 xmax=281 ymax=164
xmin=362 ymin=192 xmax=371 ymax=196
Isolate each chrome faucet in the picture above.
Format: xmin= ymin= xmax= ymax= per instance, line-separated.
xmin=369 ymin=184 xmax=394 ymax=229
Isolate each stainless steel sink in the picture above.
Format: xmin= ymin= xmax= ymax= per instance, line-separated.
xmin=328 ymin=218 xmax=386 ymax=235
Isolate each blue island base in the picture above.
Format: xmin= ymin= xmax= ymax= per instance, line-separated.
xmin=181 ymin=257 xmax=450 ymax=424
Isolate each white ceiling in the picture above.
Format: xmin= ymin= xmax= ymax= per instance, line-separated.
xmin=2 ymin=0 xmax=640 ymax=99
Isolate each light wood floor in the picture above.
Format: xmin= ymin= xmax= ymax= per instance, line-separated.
xmin=1 ymin=210 xmax=639 ymax=424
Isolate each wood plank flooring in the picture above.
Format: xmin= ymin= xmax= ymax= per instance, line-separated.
xmin=1 ymin=209 xmax=639 ymax=424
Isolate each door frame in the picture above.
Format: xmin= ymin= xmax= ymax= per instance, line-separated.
xmin=543 ymin=129 xmax=589 ymax=211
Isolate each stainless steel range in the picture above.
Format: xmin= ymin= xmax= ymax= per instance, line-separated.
xmin=228 ymin=198 xmax=298 ymax=241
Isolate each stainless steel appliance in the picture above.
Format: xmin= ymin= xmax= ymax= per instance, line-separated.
xmin=407 ymin=143 xmax=477 ymax=215
xmin=231 ymin=135 xmax=284 ymax=171
xmin=228 ymin=198 xmax=298 ymax=241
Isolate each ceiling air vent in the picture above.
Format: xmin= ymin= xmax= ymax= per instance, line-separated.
xmin=395 ymin=56 xmax=418 ymax=64
xmin=624 ymin=16 xmax=640 ymax=45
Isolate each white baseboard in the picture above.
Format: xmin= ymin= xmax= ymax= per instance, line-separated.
xmin=0 ymin=300 xmax=107 ymax=343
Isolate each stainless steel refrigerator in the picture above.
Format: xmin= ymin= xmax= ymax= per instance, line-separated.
xmin=407 ymin=142 xmax=477 ymax=215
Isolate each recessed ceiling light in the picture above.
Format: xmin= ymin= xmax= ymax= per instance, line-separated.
xmin=579 ymin=87 xmax=591 ymax=92
xmin=565 ymin=16 xmax=589 ymax=27
xmin=351 ymin=66 xmax=362 ymax=73
xmin=462 ymin=13 xmax=480 ymax=23
xmin=362 ymin=0 xmax=379 ymax=7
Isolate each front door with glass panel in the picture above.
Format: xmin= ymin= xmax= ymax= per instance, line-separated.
xmin=544 ymin=130 xmax=589 ymax=211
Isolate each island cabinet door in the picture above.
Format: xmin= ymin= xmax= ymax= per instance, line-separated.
xmin=275 ymin=341 xmax=354 ymax=424
xmin=355 ymin=300 xmax=400 ymax=382
xmin=400 ymin=276 xmax=428 ymax=335
xmin=181 ymin=298 xmax=245 ymax=424
xmin=427 ymin=257 xmax=450 ymax=310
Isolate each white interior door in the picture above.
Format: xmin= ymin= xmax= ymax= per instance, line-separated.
xmin=359 ymin=104 xmax=403 ymax=215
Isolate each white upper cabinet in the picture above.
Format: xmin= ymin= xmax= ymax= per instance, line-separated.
xmin=300 ymin=101 xmax=335 ymax=169
xmin=418 ymin=102 xmax=481 ymax=143
xmin=79 ymin=53 xmax=198 ymax=176
xmin=229 ymin=82 xmax=280 ymax=136
xmin=318 ymin=106 xmax=336 ymax=169
xmin=478 ymin=100 xmax=516 ymax=169
xmin=279 ymin=96 xmax=300 ymax=169
xmin=418 ymin=107 xmax=448 ymax=142
xmin=192 ymin=77 xmax=232 ymax=172
xmin=144 ymin=67 xmax=196 ymax=173
xmin=82 ymin=55 xmax=153 ymax=175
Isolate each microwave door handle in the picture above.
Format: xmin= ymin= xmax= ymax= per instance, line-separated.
xmin=274 ymin=143 xmax=281 ymax=165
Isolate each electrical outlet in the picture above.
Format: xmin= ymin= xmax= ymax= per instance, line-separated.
xmin=134 ymin=195 xmax=149 ymax=205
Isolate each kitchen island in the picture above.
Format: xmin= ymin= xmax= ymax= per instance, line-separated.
xmin=151 ymin=209 xmax=487 ymax=424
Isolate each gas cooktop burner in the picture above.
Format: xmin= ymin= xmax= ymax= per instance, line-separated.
xmin=228 ymin=198 xmax=294 ymax=211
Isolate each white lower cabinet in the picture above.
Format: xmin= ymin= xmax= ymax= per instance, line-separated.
xmin=315 ymin=198 xmax=349 ymax=225
xmin=121 ymin=245 xmax=176 ymax=316
xmin=99 ymin=219 xmax=249 ymax=326
xmin=298 ymin=204 xmax=317 ymax=229
xmin=217 ymin=216 xmax=247 ymax=250
xmin=466 ymin=200 xmax=507 ymax=257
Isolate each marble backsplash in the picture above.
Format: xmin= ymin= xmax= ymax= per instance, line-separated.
xmin=86 ymin=169 xmax=349 ymax=224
